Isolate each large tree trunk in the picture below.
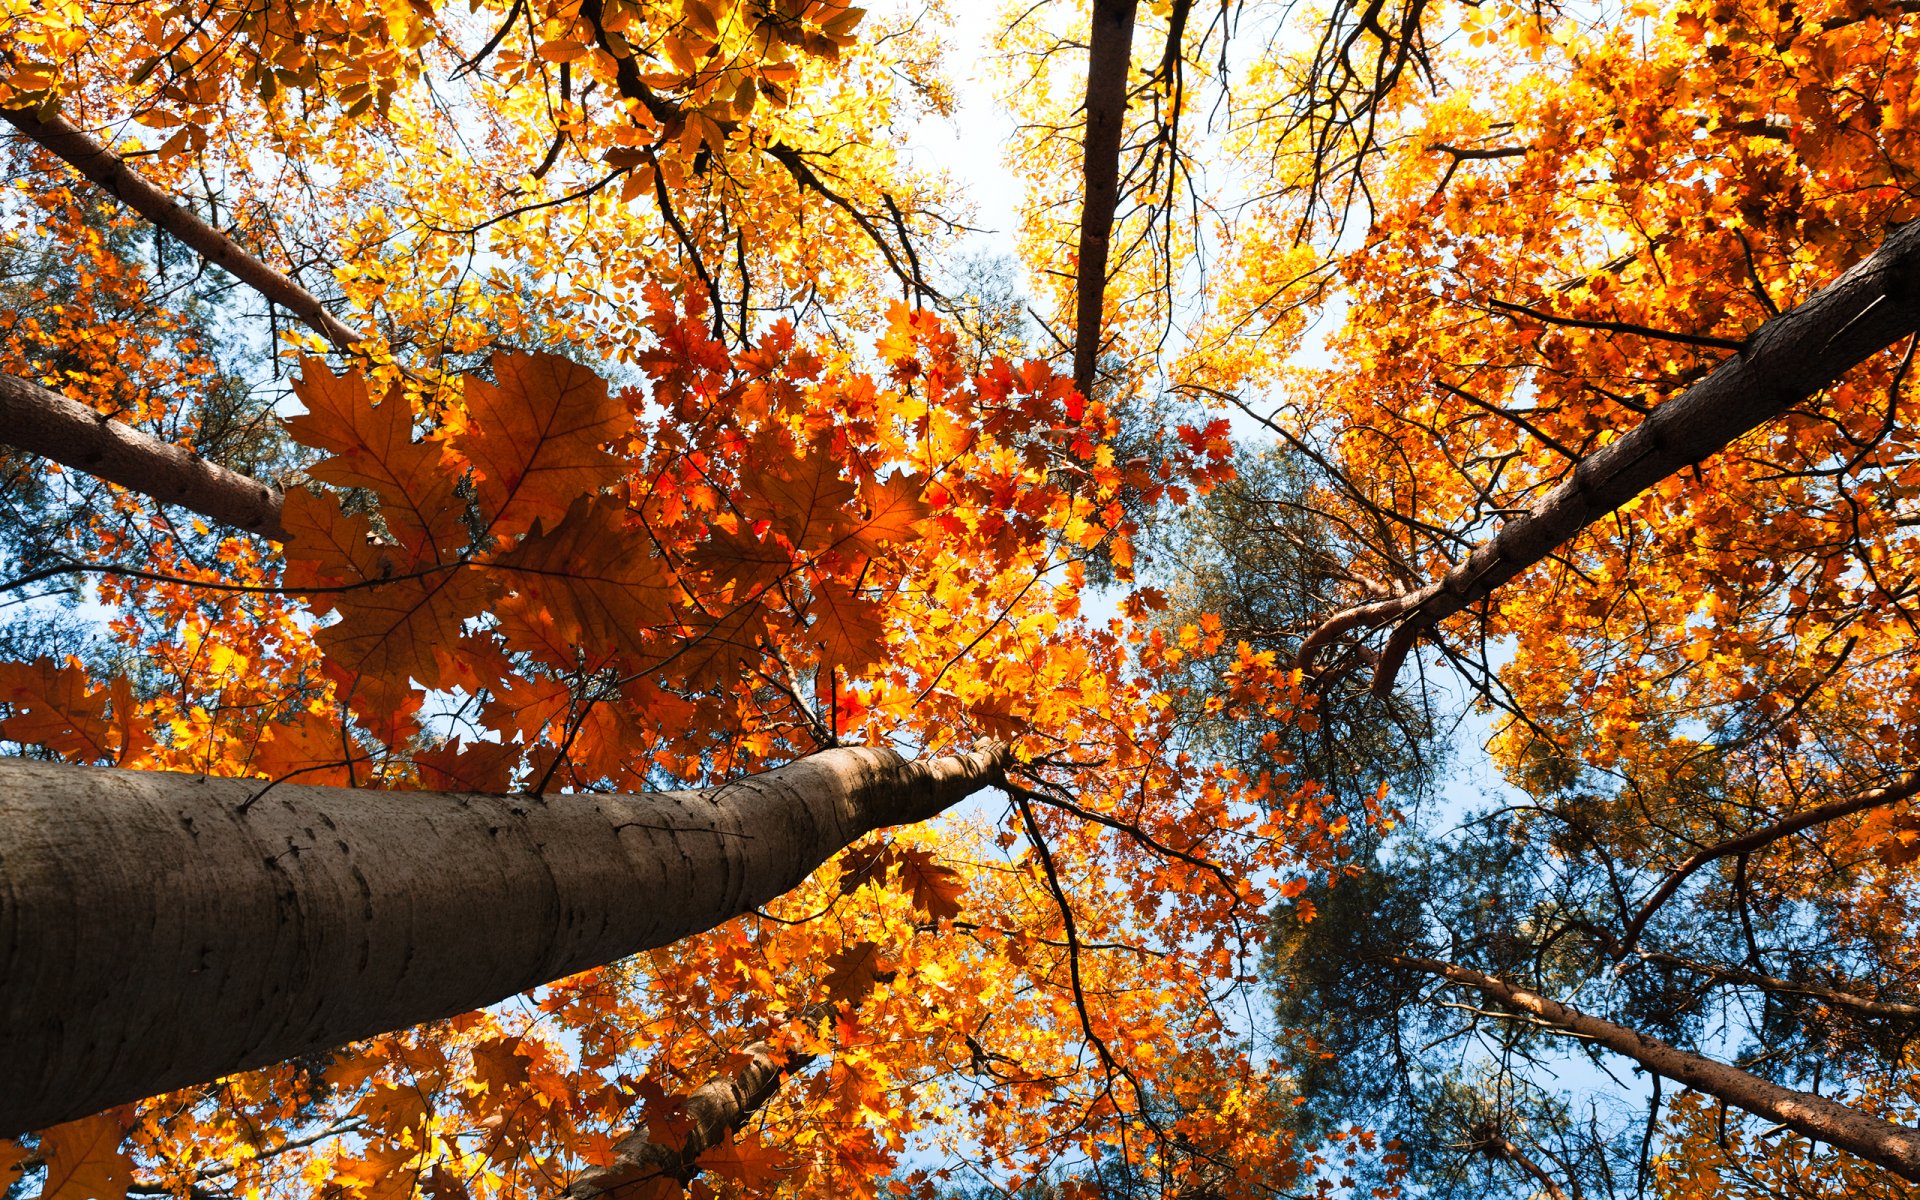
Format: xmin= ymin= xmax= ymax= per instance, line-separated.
xmin=0 ymin=743 xmax=1006 ymax=1135
xmin=1388 ymin=954 xmax=1920 ymax=1181
xmin=0 ymin=371 xmax=286 ymax=540
xmin=1071 ymin=0 xmax=1140 ymax=398
xmin=1299 ymin=219 xmax=1920 ymax=691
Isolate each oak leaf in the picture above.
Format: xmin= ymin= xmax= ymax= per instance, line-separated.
xmin=285 ymin=360 xmax=462 ymax=552
xmin=453 ymin=353 xmax=630 ymax=538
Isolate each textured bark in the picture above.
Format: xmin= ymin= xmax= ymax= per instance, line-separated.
xmin=2 ymin=108 xmax=359 ymax=351
xmin=0 ymin=371 xmax=286 ymax=540
xmin=556 ymin=1007 xmax=828 ymax=1200
xmin=1390 ymin=955 xmax=1920 ymax=1180
xmin=0 ymin=743 xmax=1006 ymax=1134
xmin=1298 ymin=220 xmax=1920 ymax=691
xmin=1614 ymin=772 xmax=1920 ymax=957
xmin=1071 ymin=0 xmax=1140 ymax=398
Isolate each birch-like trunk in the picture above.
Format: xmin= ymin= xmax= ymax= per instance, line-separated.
xmin=0 ymin=744 xmax=1005 ymax=1134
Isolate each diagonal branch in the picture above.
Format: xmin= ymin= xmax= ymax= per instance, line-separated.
xmin=1612 ymin=772 xmax=1920 ymax=958
xmin=556 ymin=1006 xmax=830 ymax=1200
xmin=1298 ymin=220 xmax=1920 ymax=692
xmin=0 ymin=371 xmax=286 ymax=540
xmin=2 ymin=108 xmax=360 ymax=352
xmin=1387 ymin=953 xmax=1920 ymax=1181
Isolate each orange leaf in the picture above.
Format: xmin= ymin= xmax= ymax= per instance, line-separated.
xmin=453 ymin=353 xmax=629 ymax=539
xmin=38 ymin=1112 xmax=133 ymax=1200
xmin=0 ymin=658 xmax=121 ymax=763
xmin=694 ymin=1135 xmax=795 ymax=1187
xmin=283 ymin=490 xmax=497 ymax=710
xmin=284 ymin=360 xmax=463 ymax=553
xmin=495 ymin=497 xmax=677 ymax=664
xmin=821 ymin=940 xmax=892 ymax=1003
xmin=414 ymin=739 xmax=519 ymax=793
xmin=808 ymin=578 xmax=885 ymax=671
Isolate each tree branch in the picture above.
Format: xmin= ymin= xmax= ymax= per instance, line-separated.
xmin=1298 ymin=219 xmax=1920 ymax=692
xmin=0 ymin=371 xmax=286 ymax=540
xmin=1387 ymin=953 xmax=1920 ymax=1181
xmin=2 ymin=108 xmax=360 ymax=352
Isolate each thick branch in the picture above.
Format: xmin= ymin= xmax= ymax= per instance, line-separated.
xmin=1615 ymin=772 xmax=1920 ymax=957
xmin=1389 ymin=954 xmax=1920 ymax=1180
xmin=2 ymin=108 xmax=360 ymax=351
xmin=0 ymin=371 xmax=286 ymax=540
xmin=557 ymin=1007 xmax=829 ymax=1200
xmin=1298 ymin=220 xmax=1920 ymax=690
xmin=0 ymin=742 xmax=1007 ymax=1134
xmin=1072 ymin=0 xmax=1140 ymax=398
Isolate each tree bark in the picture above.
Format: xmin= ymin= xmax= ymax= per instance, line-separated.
xmin=1 ymin=108 xmax=360 ymax=351
xmin=0 ymin=371 xmax=286 ymax=540
xmin=556 ymin=1007 xmax=828 ymax=1200
xmin=1298 ymin=220 xmax=1920 ymax=691
xmin=0 ymin=743 xmax=1006 ymax=1135
xmin=1389 ymin=954 xmax=1920 ymax=1181
xmin=1071 ymin=0 xmax=1140 ymax=399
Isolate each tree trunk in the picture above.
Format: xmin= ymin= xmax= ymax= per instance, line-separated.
xmin=1388 ymin=954 xmax=1920 ymax=1181
xmin=0 ymin=371 xmax=286 ymax=540
xmin=1 ymin=108 xmax=360 ymax=351
xmin=1071 ymin=0 xmax=1140 ymax=398
xmin=1298 ymin=220 xmax=1920 ymax=691
xmin=0 ymin=743 xmax=1006 ymax=1135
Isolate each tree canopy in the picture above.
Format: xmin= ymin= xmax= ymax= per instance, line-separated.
xmin=3 ymin=1 xmax=1920 ymax=1198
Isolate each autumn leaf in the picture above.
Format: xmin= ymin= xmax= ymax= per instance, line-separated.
xmin=471 ymin=1037 xmax=534 ymax=1093
xmin=0 ymin=657 xmax=122 ymax=763
xmin=452 ymin=353 xmax=630 ymax=538
xmin=735 ymin=435 xmax=858 ymax=554
xmin=494 ymin=496 xmax=677 ymax=664
xmin=282 ymin=490 xmax=497 ymax=714
xmin=38 ymin=1112 xmax=134 ymax=1200
xmin=807 ymin=577 xmax=885 ymax=671
xmin=285 ymin=360 xmax=463 ymax=552
xmin=694 ymin=1136 xmax=795 ymax=1187
xmin=414 ymin=738 xmax=519 ymax=793
xmin=821 ymin=941 xmax=893 ymax=1003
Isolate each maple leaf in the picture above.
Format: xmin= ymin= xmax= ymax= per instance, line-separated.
xmin=250 ymin=707 xmax=373 ymax=786
xmin=839 ymin=470 xmax=929 ymax=558
xmin=38 ymin=1112 xmax=134 ymax=1200
xmin=495 ymin=496 xmax=677 ymax=664
xmin=282 ymin=490 xmax=497 ymax=716
xmin=887 ymin=846 xmax=965 ymax=923
xmin=414 ymin=738 xmax=519 ymax=792
xmin=284 ymin=359 xmax=463 ymax=552
xmin=453 ymin=353 xmax=630 ymax=538
xmin=735 ymin=434 xmax=858 ymax=553
xmin=472 ymin=1037 xmax=534 ymax=1093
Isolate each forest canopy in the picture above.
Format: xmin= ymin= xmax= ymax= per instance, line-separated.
xmin=2 ymin=1 xmax=1920 ymax=1198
